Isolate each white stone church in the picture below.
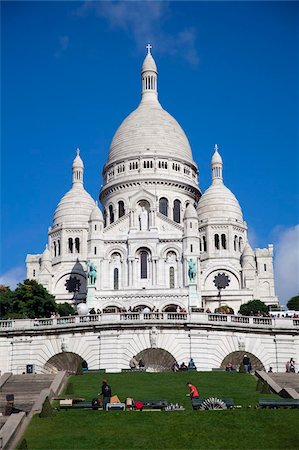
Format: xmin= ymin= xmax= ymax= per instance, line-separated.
xmin=26 ymin=46 xmax=278 ymax=314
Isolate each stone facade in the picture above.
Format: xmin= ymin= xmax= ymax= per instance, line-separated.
xmin=26 ymin=46 xmax=278 ymax=314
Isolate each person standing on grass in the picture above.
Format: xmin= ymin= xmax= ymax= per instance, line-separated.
xmin=186 ymin=382 xmax=199 ymax=400
xmin=101 ymin=379 xmax=111 ymax=411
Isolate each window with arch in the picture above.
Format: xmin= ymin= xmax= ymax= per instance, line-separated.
xmin=173 ymin=199 xmax=181 ymax=223
xmin=221 ymin=234 xmax=227 ymax=249
xmin=140 ymin=251 xmax=148 ymax=279
xmin=75 ymin=238 xmax=80 ymax=253
xmin=159 ymin=197 xmax=168 ymax=216
xmin=169 ymin=267 xmax=175 ymax=288
xmin=114 ymin=268 xmax=119 ymax=290
xmin=68 ymin=238 xmax=73 ymax=254
xmin=203 ymin=236 xmax=207 ymax=252
xmin=58 ymin=240 xmax=61 ymax=256
xmin=239 ymin=237 xmax=243 ymax=252
xmin=103 ymin=209 xmax=107 ymax=228
xmin=234 ymin=235 xmax=238 ymax=251
xmin=199 ymin=238 xmax=202 ymax=252
xmin=118 ymin=200 xmax=125 ymax=218
xmin=214 ymin=234 xmax=220 ymax=250
xmin=54 ymin=241 xmax=57 ymax=257
xmin=109 ymin=205 xmax=114 ymax=224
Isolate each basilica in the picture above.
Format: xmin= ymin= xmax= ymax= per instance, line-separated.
xmin=26 ymin=46 xmax=278 ymax=314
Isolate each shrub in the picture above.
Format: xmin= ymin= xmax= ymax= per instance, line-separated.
xmin=65 ymin=382 xmax=74 ymax=394
xmin=239 ymin=299 xmax=268 ymax=316
xmin=261 ymin=382 xmax=271 ymax=394
xmin=39 ymin=397 xmax=53 ymax=418
xmin=18 ymin=439 xmax=28 ymax=449
xmin=287 ymin=295 xmax=299 ymax=311
xmin=256 ymin=378 xmax=263 ymax=391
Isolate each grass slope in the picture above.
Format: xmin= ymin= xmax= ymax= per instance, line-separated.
xmin=21 ymin=372 xmax=299 ymax=450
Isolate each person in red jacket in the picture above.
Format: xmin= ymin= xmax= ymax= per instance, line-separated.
xmin=186 ymin=382 xmax=199 ymax=399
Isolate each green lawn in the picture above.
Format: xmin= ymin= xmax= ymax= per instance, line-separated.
xmin=20 ymin=372 xmax=299 ymax=450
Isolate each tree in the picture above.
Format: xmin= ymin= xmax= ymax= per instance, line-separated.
xmin=0 ymin=285 xmax=14 ymax=319
xmin=239 ymin=299 xmax=268 ymax=316
xmin=9 ymin=279 xmax=57 ymax=319
xmin=287 ymin=295 xmax=299 ymax=311
xmin=57 ymin=302 xmax=76 ymax=317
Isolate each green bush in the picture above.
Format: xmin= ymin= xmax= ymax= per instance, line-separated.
xmin=256 ymin=378 xmax=263 ymax=391
xmin=39 ymin=397 xmax=53 ymax=418
xmin=287 ymin=295 xmax=299 ymax=311
xmin=65 ymin=382 xmax=74 ymax=394
xmin=239 ymin=299 xmax=268 ymax=316
xmin=18 ymin=438 xmax=28 ymax=449
xmin=261 ymin=382 xmax=271 ymax=394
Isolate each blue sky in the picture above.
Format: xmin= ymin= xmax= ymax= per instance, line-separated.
xmin=1 ymin=1 xmax=298 ymax=303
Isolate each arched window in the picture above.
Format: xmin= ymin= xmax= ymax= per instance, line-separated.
xmin=169 ymin=267 xmax=175 ymax=288
xmin=159 ymin=197 xmax=168 ymax=216
xmin=58 ymin=240 xmax=61 ymax=256
xmin=109 ymin=205 xmax=114 ymax=224
xmin=68 ymin=238 xmax=73 ymax=253
xmin=239 ymin=237 xmax=243 ymax=252
xmin=75 ymin=238 xmax=80 ymax=253
xmin=221 ymin=234 xmax=227 ymax=249
xmin=203 ymin=236 xmax=207 ymax=252
xmin=103 ymin=209 xmax=107 ymax=228
xmin=140 ymin=251 xmax=148 ymax=279
xmin=214 ymin=234 xmax=220 ymax=250
xmin=54 ymin=241 xmax=57 ymax=257
xmin=173 ymin=199 xmax=181 ymax=223
xmin=199 ymin=238 xmax=202 ymax=252
xmin=118 ymin=201 xmax=125 ymax=218
xmin=114 ymin=268 xmax=119 ymax=290
xmin=234 ymin=235 xmax=238 ymax=251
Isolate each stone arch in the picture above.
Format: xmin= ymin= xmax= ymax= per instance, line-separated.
xmin=132 ymin=304 xmax=153 ymax=312
xmin=220 ymin=351 xmax=265 ymax=371
xmin=160 ymin=244 xmax=182 ymax=261
xmin=135 ymin=348 xmax=176 ymax=372
xmin=105 ymin=245 xmax=127 ymax=260
xmin=203 ymin=266 xmax=241 ymax=291
xmin=162 ymin=304 xmax=180 ymax=312
xmin=44 ymin=352 xmax=86 ymax=374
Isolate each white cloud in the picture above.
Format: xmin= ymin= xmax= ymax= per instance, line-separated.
xmin=54 ymin=35 xmax=70 ymax=59
xmin=73 ymin=1 xmax=199 ymax=66
xmin=274 ymin=224 xmax=299 ymax=305
xmin=0 ymin=266 xmax=26 ymax=290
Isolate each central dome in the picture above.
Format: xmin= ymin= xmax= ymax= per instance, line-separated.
xmin=106 ymin=45 xmax=194 ymax=166
xmin=107 ymin=100 xmax=193 ymax=164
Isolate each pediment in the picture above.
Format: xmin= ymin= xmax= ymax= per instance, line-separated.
xmin=128 ymin=187 xmax=157 ymax=208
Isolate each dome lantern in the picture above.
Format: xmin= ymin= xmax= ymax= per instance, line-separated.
xmin=141 ymin=43 xmax=158 ymax=103
xmin=211 ymin=144 xmax=223 ymax=185
xmin=72 ymin=148 xmax=84 ymax=185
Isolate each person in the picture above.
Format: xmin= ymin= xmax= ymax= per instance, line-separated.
xmin=100 ymin=379 xmax=111 ymax=411
xmin=186 ymin=382 xmax=199 ymax=399
xmin=268 ymin=367 xmax=273 ymax=373
xmin=129 ymin=355 xmax=139 ymax=370
xmin=290 ymin=358 xmax=296 ymax=373
xmin=179 ymin=362 xmax=188 ymax=371
xmin=226 ymin=362 xmax=233 ymax=372
xmin=138 ymin=359 xmax=145 ymax=369
xmin=242 ymin=354 xmax=250 ymax=373
xmin=172 ymin=362 xmax=179 ymax=372
xmin=286 ymin=360 xmax=291 ymax=373
xmin=188 ymin=358 xmax=197 ymax=370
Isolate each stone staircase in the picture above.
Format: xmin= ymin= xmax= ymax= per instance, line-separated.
xmin=268 ymin=373 xmax=299 ymax=393
xmin=0 ymin=374 xmax=55 ymax=414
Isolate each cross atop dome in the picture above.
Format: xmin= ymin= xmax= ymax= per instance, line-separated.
xmin=76 ymin=147 xmax=80 ymax=156
xmin=214 ymin=144 xmax=219 ymax=152
xmin=146 ymin=43 xmax=152 ymax=54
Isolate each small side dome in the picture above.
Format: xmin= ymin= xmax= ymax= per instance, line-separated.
xmin=197 ymin=183 xmax=243 ymax=222
xmin=72 ymin=148 xmax=84 ymax=168
xmin=184 ymin=203 xmax=198 ymax=220
xmin=90 ymin=201 xmax=103 ymax=222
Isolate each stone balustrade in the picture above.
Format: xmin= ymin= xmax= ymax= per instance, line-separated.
xmin=1 ymin=313 xmax=298 ymax=331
